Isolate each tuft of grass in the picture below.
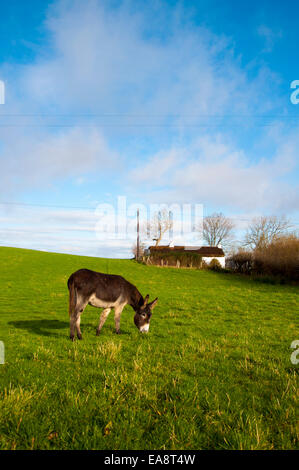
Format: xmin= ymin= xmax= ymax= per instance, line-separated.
xmin=0 ymin=246 xmax=298 ymax=450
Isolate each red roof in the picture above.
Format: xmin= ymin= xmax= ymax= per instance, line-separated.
xmin=149 ymin=245 xmax=225 ymax=256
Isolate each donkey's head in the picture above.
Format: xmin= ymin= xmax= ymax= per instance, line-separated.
xmin=134 ymin=295 xmax=158 ymax=333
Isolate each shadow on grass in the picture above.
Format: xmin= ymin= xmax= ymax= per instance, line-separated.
xmin=8 ymin=319 xmax=131 ymax=337
xmin=103 ymin=325 xmax=131 ymax=336
xmin=8 ymin=319 xmax=69 ymax=337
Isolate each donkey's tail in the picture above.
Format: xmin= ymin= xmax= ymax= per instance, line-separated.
xmin=68 ymin=275 xmax=77 ymax=317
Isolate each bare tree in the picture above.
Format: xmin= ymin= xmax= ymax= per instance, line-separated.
xmin=131 ymin=241 xmax=145 ymax=259
xmin=148 ymin=209 xmax=173 ymax=246
xmin=202 ymin=212 xmax=235 ymax=249
xmin=244 ymin=215 xmax=291 ymax=250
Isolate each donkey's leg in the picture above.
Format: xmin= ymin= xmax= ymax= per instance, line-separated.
xmin=75 ymin=298 xmax=89 ymax=339
xmin=75 ymin=314 xmax=83 ymax=340
xmin=96 ymin=308 xmax=111 ymax=336
xmin=70 ymin=311 xmax=85 ymax=341
xmin=114 ymin=305 xmax=125 ymax=334
xmin=70 ymin=314 xmax=76 ymax=341
xmin=70 ymin=296 xmax=88 ymax=341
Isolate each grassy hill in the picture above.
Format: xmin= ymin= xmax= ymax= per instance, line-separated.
xmin=0 ymin=246 xmax=298 ymax=450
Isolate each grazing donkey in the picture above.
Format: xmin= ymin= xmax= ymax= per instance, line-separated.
xmin=67 ymin=268 xmax=158 ymax=341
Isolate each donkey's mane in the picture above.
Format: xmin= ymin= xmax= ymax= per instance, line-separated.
xmin=129 ymin=283 xmax=144 ymax=311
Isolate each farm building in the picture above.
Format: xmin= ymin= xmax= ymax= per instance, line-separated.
xmin=145 ymin=245 xmax=226 ymax=268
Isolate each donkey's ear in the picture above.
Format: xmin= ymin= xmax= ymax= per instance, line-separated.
xmin=143 ymin=294 xmax=149 ymax=306
xmin=149 ymin=297 xmax=158 ymax=310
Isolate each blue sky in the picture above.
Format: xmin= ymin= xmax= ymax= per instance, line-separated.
xmin=0 ymin=0 xmax=298 ymax=257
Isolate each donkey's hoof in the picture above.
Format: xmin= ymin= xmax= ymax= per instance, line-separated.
xmin=115 ymin=330 xmax=121 ymax=335
xmin=96 ymin=330 xmax=100 ymax=336
xmin=77 ymin=334 xmax=82 ymax=340
xmin=70 ymin=335 xmax=75 ymax=342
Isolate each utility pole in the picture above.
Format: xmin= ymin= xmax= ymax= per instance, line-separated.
xmin=169 ymin=210 xmax=173 ymax=241
xmin=136 ymin=208 xmax=140 ymax=260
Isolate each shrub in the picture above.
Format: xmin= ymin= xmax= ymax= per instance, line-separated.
xmin=208 ymin=258 xmax=222 ymax=271
xmin=228 ymin=235 xmax=299 ymax=282
xmin=227 ymin=251 xmax=253 ymax=274
xmin=253 ymin=235 xmax=299 ymax=281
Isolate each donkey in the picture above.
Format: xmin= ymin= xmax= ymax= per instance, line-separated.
xmin=67 ymin=268 xmax=158 ymax=341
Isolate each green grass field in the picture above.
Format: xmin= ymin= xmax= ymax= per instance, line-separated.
xmin=0 ymin=246 xmax=298 ymax=450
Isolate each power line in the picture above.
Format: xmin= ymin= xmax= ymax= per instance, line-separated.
xmin=0 ymin=201 xmax=95 ymax=210
xmin=0 ymin=201 xmax=298 ymax=223
xmin=0 ymin=113 xmax=299 ymax=118
xmin=0 ymin=123 xmax=295 ymax=128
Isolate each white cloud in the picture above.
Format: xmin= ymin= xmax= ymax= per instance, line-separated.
xmin=257 ymin=25 xmax=282 ymax=53
xmin=0 ymin=0 xmax=284 ymax=197
xmin=129 ymin=133 xmax=299 ymax=213
xmin=0 ymin=126 xmax=118 ymax=194
xmin=18 ymin=0 xmax=281 ymax=117
xmin=0 ymin=205 xmax=133 ymax=258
